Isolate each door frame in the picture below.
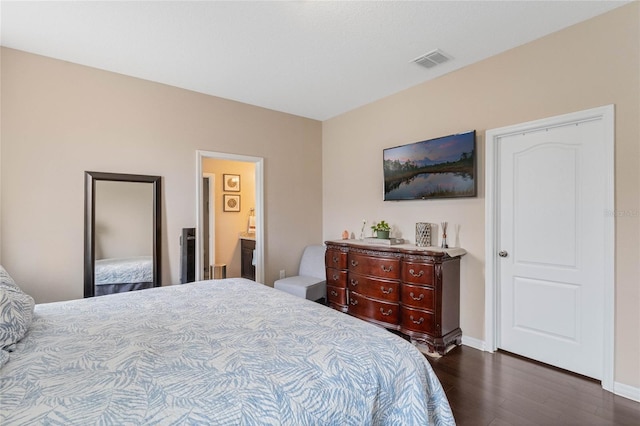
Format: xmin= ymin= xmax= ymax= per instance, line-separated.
xmin=484 ymin=105 xmax=615 ymax=392
xmin=196 ymin=150 xmax=264 ymax=284
xmin=202 ymin=173 xmax=216 ymax=279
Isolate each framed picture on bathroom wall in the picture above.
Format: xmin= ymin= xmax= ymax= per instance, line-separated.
xmin=224 ymin=174 xmax=240 ymax=192
xmin=224 ymin=194 xmax=241 ymax=212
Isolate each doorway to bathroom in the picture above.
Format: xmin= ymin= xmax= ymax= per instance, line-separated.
xmin=196 ymin=150 xmax=264 ymax=283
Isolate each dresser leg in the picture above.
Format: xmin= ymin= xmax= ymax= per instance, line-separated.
xmin=410 ymin=328 xmax=462 ymax=356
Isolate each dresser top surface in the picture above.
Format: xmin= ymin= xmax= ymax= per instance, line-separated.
xmin=325 ymin=240 xmax=466 ymax=258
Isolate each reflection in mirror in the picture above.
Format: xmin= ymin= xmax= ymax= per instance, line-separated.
xmin=95 ymin=181 xmax=153 ymax=295
xmin=84 ymin=172 xmax=161 ymax=298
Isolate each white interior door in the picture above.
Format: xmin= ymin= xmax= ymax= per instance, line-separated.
xmin=496 ymin=114 xmax=610 ymax=380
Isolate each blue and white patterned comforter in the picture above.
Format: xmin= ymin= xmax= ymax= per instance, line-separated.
xmin=95 ymin=256 xmax=153 ymax=285
xmin=0 ymin=278 xmax=455 ymax=425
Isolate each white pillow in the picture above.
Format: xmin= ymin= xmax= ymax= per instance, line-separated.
xmin=0 ymin=265 xmax=19 ymax=289
xmin=0 ymin=266 xmax=35 ymax=367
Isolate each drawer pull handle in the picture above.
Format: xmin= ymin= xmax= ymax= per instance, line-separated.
xmin=333 ymin=256 xmax=339 ymax=264
xmin=332 ymin=274 xmax=339 ymax=281
xmin=381 ymin=265 xmax=393 ymax=273
xmin=380 ymin=308 xmax=393 ymax=316
xmin=410 ymin=315 xmax=424 ymax=325
xmin=351 ymin=260 xmax=359 ymax=267
xmin=409 ymin=292 xmax=424 ymax=301
xmin=380 ymin=286 xmax=393 ymax=295
xmin=409 ymin=269 xmax=424 ymax=278
xmin=350 ymin=299 xmax=358 ymax=306
xmin=330 ymin=290 xmax=338 ymax=297
xmin=350 ymin=279 xmax=358 ymax=286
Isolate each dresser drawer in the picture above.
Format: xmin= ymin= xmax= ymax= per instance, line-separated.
xmin=327 ymin=285 xmax=347 ymax=306
xmin=326 ymin=267 xmax=347 ymax=288
xmin=401 ymin=261 xmax=435 ymax=285
xmin=401 ymin=306 xmax=435 ymax=334
xmin=326 ymin=249 xmax=347 ymax=270
xmin=348 ymin=292 xmax=399 ymax=325
xmin=348 ymin=272 xmax=399 ymax=302
xmin=400 ymin=283 xmax=435 ymax=310
xmin=348 ymin=252 xmax=400 ymax=279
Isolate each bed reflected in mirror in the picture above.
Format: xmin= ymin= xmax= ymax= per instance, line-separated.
xmin=84 ymin=172 xmax=161 ymax=298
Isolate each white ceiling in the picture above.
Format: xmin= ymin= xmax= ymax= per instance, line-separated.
xmin=0 ymin=1 xmax=629 ymax=121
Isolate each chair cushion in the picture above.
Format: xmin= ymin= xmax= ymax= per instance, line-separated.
xmin=298 ymin=245 xmax=326 ymax=279
xmin=274 ymin=276 xmax=326 ymax=301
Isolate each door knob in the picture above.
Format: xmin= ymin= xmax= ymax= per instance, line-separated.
xmin=498 ymin=250 xmax=508 ymax=258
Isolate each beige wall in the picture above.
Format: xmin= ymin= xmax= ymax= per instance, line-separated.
xmin=323 ymin=3 xmax=639 ymax=388
xmin=0 ymin=47 xmax=323 ymax=302
xmin=203 ymin=158 xmax=256 ymax=278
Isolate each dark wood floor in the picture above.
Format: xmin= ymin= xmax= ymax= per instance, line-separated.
xmin=425 ymin=345 xmax=640 ymax=426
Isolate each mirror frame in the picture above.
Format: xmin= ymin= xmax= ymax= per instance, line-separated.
xmin=84 ymin=171 xmax=162 ymax=298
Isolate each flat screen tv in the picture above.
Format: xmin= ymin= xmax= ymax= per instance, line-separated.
xmin=383 ymin=130 xmax=476 ymax=201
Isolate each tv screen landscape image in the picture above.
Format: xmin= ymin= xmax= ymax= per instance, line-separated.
xmin=383 ymin=130 xmax=476 ymax=200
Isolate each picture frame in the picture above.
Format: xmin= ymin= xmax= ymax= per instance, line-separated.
xmin=223 ymin=194 xmax=241 ymax=212
xmin=223 ymin=174 xmax=240 ymax=192
xmin=383 ymin=130 xmax=476 ymax=200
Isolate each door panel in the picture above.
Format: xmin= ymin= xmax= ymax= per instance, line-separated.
xmin=512 ymin=277 xmax=579 ymax=341
xmin=513 ymin=144 xmax=578 ymax=268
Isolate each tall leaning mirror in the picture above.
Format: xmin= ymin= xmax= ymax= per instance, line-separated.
xmin=84 ymin=171 xmax=161 ymax=298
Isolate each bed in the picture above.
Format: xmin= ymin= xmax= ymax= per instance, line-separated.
xmin=94 ymin=255 xmax=154 ymax=295
xmin=1 ymin=271 xmax=455 ymax=425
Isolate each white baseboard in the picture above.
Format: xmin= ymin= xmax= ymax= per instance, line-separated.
xmin=614 ymin=381 xmax=640 ymax=402
xmin=460 ymin=335 xmax=640 ymax=402
xmin=461 ymin=335 xmax=486 ymax=351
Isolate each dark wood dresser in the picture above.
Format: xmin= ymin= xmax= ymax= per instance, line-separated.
xmin=325 ymin=240 xmax=464 ymax=355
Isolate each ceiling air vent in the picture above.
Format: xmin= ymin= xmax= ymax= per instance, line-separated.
xmin=412 ymin=49 xmax=452 ymax=69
